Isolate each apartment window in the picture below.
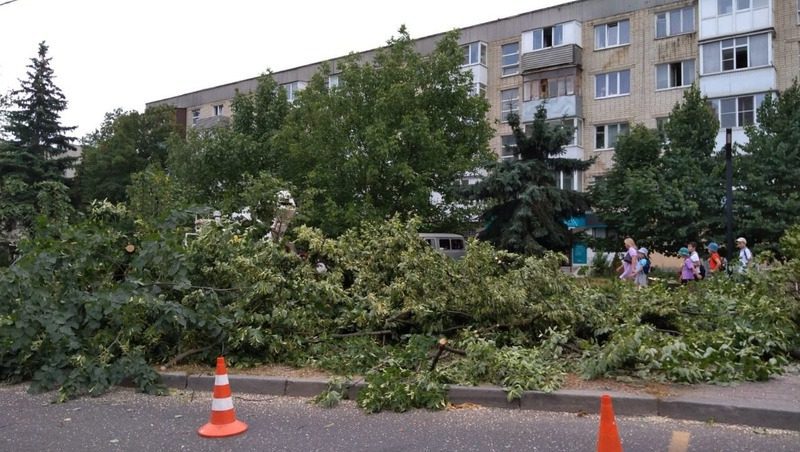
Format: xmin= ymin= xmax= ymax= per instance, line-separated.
xmin=718 ymin=0 xmax=733 ymax=15
xmin=501 ymin=135 xmax=518 ymax=158
xmin=283 ymin=82 xmax=304 ymax=102
xmin=501 ymin=42 xmax=520 ymax=76
xmin=595 ymin=123 xmax=629 ymax=149
xmin=191 ymin=109 xmax=200 ymax=125
xmin=533 ymin=24 xmax=564 ymax=50
xmin=702 ymin=34 xmax=769 ymax=74
xmin=462 ymin=42 xmax=487 ymax=66
xmin=327 ymin=74 xmax=340 ymax=89
xmin=736 ymin=0 xmax=769 ymax=11
xmin=500 ymin=88 xmax=519 ymax=122
xmin=213 ymin=105 xmax=223 ymax=116
xmin=595 ymin=70 xmax=630 ymax=98
xmin=523 ymin=75 xmax=576 ymax=101
xmin=656 ymin=60 xmax=695 ymax=89
xmin=710 ymin=93 xmax=767 ymax=127
xmin=656 ymin=7 xmax=695 ymax=38
xmin=595 ymin=20 xmax=630 ymax=49
xmin=470 ymin=82 xmax=487 ymax=97
xmin=547 ymin=118 xmax=583 ymax=147
xmin=555 ymin=170 xmax=583 ymax=191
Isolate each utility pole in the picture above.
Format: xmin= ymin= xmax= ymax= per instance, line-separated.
xmin=725 ymin=128 xmax=734 ymax=261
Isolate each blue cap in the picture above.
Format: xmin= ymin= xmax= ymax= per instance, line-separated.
xmin=678 ymin=247 xmax=690 ymax=256
xmin=707 ymin=242 xmax=719 ymax=252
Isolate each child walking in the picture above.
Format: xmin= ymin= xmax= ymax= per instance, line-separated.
xmin=632 ymin=247 xmax=649 ymax=289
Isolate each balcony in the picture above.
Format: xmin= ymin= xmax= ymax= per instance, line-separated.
xmin=521 ymin=44 xmax=581 ymax=73
xmin=699 ymin=66 xmax=776 ymax=98
xmin=521 ymin=95 xmax=581 ymax=122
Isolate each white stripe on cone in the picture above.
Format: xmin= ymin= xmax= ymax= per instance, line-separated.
xmin=215 ymin=374 xmax=229 ymax=386
xmin=212 ymin=397 xmax=234 ymax=411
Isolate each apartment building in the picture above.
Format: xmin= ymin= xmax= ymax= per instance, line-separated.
xmin=147 ymin=0 xmax=799 ymax=263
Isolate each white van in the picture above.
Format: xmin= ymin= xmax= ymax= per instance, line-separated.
xmin=419 ymin=233 xmax=467 ymax=259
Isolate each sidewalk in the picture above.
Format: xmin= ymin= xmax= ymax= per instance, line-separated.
xmin=157 ymin=367 xmax=800 ymax=431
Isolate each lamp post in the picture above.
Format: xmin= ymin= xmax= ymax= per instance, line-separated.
xmin=725 ymin=128 xmax=734 ymax=261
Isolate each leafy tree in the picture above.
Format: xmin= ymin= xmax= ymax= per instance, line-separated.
xmin=468 ymin=106 xmax=592 ymax=254
xmin=276 ymin=27 xmax=494 ymax=235
xmin=77 ymin=105 xmax=177 ymax=204
xmin=737 ymin=79 xmax=800 ymax=253
xmin=167 ymin=73 xmax=290 ymax=216
xmin=0 ymin=41 xmax=75 ymax=244
xmin=590 ymin=85 xmax=721 ymax=253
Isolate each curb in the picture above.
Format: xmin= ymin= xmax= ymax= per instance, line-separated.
xmin=161 ymin=372 xmax=800 ymax=431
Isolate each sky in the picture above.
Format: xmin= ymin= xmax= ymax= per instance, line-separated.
xmin=0 ymin=0 xmax=570 ymax=138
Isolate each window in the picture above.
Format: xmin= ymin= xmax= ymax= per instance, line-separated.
xmin=709 ymin=93 xmax=767 ymax=127
xmin=283 ymin=82 xmax=304 ymax=102
xmin=213 ymin=105 xmax=223 ymax=116
xmin=595 ymin=123 xmax=629 ymax=149
xmin=547 ymin=118 xmax=583 ymax=147
xmin=718 ymin=0 xmax=733 ymax=15
xmin=656 ymin=7 xmax=694 ymax=38
xmin=656 ymin=60 xmax=695 ymax=89
xmin=191 ymin=109 xmax=200 ymax=125
xmin=523 ymin=75 xmax=576 ymax=101
xmin=555 ymin=170 xmax=583 ymax=191
xmin=500 ymin=88 xmax=519 ymax=121
xmin=462 ymin=42 xmax=487 ymax=66
xmin=470 ymin=82 xmax=487 ymax=97
xmin=327 ymin=74 xmax=340 ymax=89
xmin=797 ymin=0 xmax=800 ymax=23
xmin=595 ymin=70 xmax=630 ymax=98
xmin=501 ymin=42 xmax=520 ymax=76
xmin=736 ymin=0 xmax=769 ymax=11
xmin=595 ymin=20 xmax=630 ymax=49
xmin=702 ymin=34 xmax=769 ymax=74
xmin=533 ymin=24 xmax=564 ymax=50
xmin=501 ymin=135 xmax=518 ymax=157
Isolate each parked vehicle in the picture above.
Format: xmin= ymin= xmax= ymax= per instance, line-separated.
xmin=419 ymin=233 xmax=467 ymax=259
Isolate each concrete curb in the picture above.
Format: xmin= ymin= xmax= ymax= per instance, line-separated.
xmin=166 ymin=372 xmax=800 ymax=431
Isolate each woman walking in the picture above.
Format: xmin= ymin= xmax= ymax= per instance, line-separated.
xmin=617 ymin=237 xmax=638 ymax=281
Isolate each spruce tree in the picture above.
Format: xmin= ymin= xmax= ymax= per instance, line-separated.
xmin=0 ymin=41 xmax=76 ymax=243
xmin=737 ymin=79 xmax=800 ymax=253
xmin=469 ymin=106 xmax=593 ymax=254
xmin=1 ymin=41 xmax=77 ymax=183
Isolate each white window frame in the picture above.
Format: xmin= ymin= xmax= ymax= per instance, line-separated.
xmin=701 ymin=33 xmax=770 ymax=74
xmin=547 ymin=118 xmax=583 ymax=147
xmin=501 ymin=42 xmax=520 ymax=76
xmin=500 ymin=135 xmax=518 ymax=158
xmin=327 ymin=74 xmax=340 ymax=89
xmin=735 ymin=0 xmax=769 ymax=12
xmin=191 ymin=109 xmax=200 ymax=125
xmin=500 ymin=88 xmax=519 ymax=122
xmin=555 ymin=170 xmax=583 ymax=191
xmin=470 ymin=82 xmax=487 ymax=97
xmin=595 ymin=70 xmax=631 ymax=99
xmin=212 ymin=105 xmax=223 ymax=116
xmin=523 ymin=75 xmax=577 ymax=101
xmin=709 ymin=93 xmax=767 ymax=128
xmin=462 ymin=42 xmax=487 ymax=66
xmin=656 ymin=60 xmax=696 ymax=90
xmin=595 ymin=20 xmax=630 ymax=50
xmin=532 ymin=24 xmax=565 ymax=51
xmin=595 ymin=123 xmax=629 ymax=150
xmin=655 ymin=6 xmax=695 ymax=38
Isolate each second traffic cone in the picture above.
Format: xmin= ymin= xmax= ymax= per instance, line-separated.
xmin=198 ymin=356 xmax=248 ymax=438
xmin=597 ymin=394 xmax=622 ymax=452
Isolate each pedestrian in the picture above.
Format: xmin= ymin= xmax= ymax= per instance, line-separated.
xmin=706 ymin=242 xmax=723 ymax=274
xmin=736 ymin=237 xmax=752 ymax=272
xmin=632 ymin=247 xmax=649 ymax=289
xmin=678 ymin=247 xmax=694 ymax=284
xmin=616 ymin=237 xmax=638 ymax=281
xmin=687 ymin=242 xmax=705 ymax=280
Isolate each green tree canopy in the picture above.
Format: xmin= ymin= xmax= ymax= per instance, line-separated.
xmin=468 ymin=106 xmax=593 ymax=254
xmin=736 ymin=79 xmax=800 ymax=253
xmin=275 ymin=27 xmax=494 ymax=235
xmin=77 ymin=105 xmax=177 ymax=204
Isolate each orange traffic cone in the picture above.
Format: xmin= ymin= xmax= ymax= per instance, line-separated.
xmin=597 ymin=394 xmax=622 ymax=452
xmin=197 ymin=356 xmax=248 ymax=438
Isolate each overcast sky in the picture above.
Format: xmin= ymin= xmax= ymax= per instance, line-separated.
xmin=1 ymin=0 xmax=569 ymax=137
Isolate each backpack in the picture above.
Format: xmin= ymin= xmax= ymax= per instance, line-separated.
xmin=699 ymin=263 xmax=706 ymax=279
xmin=642 ymin=258 xmax=651 ymax=275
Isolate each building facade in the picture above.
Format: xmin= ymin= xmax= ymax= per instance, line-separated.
xmin=147 ymin=0 xmax=799 ymax=261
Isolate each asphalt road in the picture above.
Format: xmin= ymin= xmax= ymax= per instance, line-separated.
xmin=1 ymin=385 xmax=797 ymax=452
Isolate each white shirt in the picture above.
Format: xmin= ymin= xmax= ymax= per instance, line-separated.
xmin=690 ymin=251 xmax=700 ymax=264
xmin=739 ymin=247 xmax=752 ymax=268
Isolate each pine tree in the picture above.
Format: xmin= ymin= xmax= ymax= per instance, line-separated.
xmin=469 ymin=106 xmax=593 ymax=254
xmin=1 ymin=41 xmax=77 ymax=183
xmin=737 ymin=79 xmax=800 ymax=253
xmin=0 ymin=41 xmax=76 ymax=243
